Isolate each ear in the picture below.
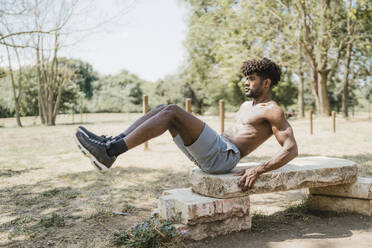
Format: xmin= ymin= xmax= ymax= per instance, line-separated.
xmin=264 ymin=78 xmax=272 ymax=89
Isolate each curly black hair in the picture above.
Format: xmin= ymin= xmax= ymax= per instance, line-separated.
xmin=241 ymin=57 xmax=281 ymax=88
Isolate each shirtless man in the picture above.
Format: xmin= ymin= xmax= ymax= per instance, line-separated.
xmin=75 ymin=57 xmax=298 ymax=191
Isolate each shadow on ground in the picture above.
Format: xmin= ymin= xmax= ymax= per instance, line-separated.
xmin=0 ymin=167 xmax=189 ymax=247
xmin=186 ymin=210 xmax=372 ymax=248
xmin=0 ymin=167 xmax=42 ymax=178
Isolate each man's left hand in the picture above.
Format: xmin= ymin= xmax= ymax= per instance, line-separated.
xmin=234 ymin=167 xmax=260 ymax=192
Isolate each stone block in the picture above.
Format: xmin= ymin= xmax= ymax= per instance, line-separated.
xmin=158 ymin=188 xmax=250 ymax=225
xmin=191 ymin=156 xmax=357 ymax=198
xmin=308 ymin=194 xmax=372 ymax=216
xmin=310 ymin=177 xmax=372 ymax=199
xmin=174 ymin=214 xmax=251 ymax=241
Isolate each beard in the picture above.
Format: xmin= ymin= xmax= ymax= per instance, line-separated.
xmin=245 ymin=89 xmax=256 ymax=98
xmin=245 ymin=87 xmax=263 ymax=98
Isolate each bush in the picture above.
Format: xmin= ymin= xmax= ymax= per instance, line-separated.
xmin=112 ymin=214 xmax=183 ymax=248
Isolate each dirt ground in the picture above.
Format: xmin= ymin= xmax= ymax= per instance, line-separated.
xmin=0 ymin=112 xmax=371 ymax=247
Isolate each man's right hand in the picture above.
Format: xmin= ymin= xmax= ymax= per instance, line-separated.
xmin=234 ymin=167 xmax=261 ymax=192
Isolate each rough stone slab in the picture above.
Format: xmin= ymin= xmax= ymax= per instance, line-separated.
xmin=191 ymin=156 xmax=357 ymax=198
xmin=158 ymin=188 xmax=250 ymax=225
xmin=309 ymin=194 xmax=372 ymax=216
xmin=173 ymin=214 xmax=251 ymax=241
xmin=310 ymin=177 xmax=372 ymax=199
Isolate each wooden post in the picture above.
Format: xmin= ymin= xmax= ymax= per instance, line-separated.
xmin=309 ymin=110 xmax=313 ymax=135
xmin=143 ymin=95 xmax=149 ymax=150
xmin=186 ymin=98 xmax=192 ymax=113
xmin=80 ymin=103 xmax=83 ymax=123
xmin=332 ymin=111 xmax=336 ymax=133
xmin=219 ymin=99 xmax=225 ymax=134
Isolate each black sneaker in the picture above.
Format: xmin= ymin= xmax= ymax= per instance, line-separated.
xmin=75 ymin=130 xmax=116 ymax=172
xmin=78 ymin=126 xmax=113 ymax=143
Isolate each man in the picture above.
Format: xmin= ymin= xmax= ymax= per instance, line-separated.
xmin=75 ymin=57 xmax=298 ymax=191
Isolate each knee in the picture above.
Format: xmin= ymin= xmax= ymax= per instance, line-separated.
xmin=155 ymin=104 xmax=166 ymax=110
xmin=161 ymin=104 xmax=180 ymax=120
xmin=165 ymin=104 xmax=181 ymax=113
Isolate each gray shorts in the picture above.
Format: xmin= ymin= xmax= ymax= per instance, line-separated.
xmin=173 ymin=124 xmax=241 ymax=174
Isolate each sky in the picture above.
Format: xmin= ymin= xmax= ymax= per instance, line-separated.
xmin=62 ymin=0 xmax=189 ymax=82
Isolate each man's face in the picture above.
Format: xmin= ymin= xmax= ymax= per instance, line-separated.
xmin=244 ymin=73 xmax=264 ymax=98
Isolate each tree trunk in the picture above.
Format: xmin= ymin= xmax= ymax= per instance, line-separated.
xmin=342 ymin=42 xmax=352 ymax=118
xmin=5 ymin=46 xmax=22 ymax=127
xmin=318 ymin=71 xmax=330 ymax=116
xmin=297 ymin=45 xmax=305 ymax=118
xmin=298 ymin=69 xmax=305 ymax=118
xmin=38 ymin=99 xmax=45 ymax=124
xmin=342 ymin=0 xmax=353 ymax=119
xmin=310 ymin=70 xmax=321 ymax=114
xmin=316 ymin=0 xmax=331 ymax=116
xmin=14 ymin=100 xmax=22 ymax=127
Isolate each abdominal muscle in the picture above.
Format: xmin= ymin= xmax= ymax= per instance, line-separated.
xmin=222 ymin=121 xmax=273 ymax=158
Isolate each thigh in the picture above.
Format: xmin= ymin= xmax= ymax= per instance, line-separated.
xmin=169 ymin=105 xmax=205 ymax=146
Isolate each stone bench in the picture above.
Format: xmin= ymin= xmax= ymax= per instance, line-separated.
xmin=158 ymin=188 xmax=251 ymax=240
xmin=190 ymin=156 xmax=357 ymax=198
xmin=309 ymin=177 xmax=372 ymax=216
xmin=157 ymin=156 xmax=367 ymax=240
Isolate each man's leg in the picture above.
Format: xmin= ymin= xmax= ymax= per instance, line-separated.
xmin=123 ymin=104 xmax=205 ymax=150
xmin=119 ymin=104 xmax=166 ymax=137
xmin=75 ymin=104 xmax=203 ymax=171
xmin=78 ymin=104 xmax=167 ymax=142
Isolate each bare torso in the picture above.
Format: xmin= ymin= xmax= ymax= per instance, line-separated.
xmin=222 ymin=100 xmax=277 ymax=158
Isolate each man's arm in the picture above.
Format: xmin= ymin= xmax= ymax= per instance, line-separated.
xmin=237 ymin=106 xmax=298 ymax=191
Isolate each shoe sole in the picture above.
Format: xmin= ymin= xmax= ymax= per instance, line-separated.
xmin=74 ymin=130 xmax=109 ymax=172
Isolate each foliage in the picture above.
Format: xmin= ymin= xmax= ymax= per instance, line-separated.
xmin=62 ymin=58 xmax=99 ymax=99
xmin=112 ymin=213 xmax=183 ymax=248
xmin=0 ymin=59 xmax=96 ymax=117
xmin=151 ymin=73 xmax=205 ymax=113
xmin=271 ymin=70 xmax=298 ymax=109
xmin=86 ymin=70 xmax=147 ymax=113
xmin=181 ymin=0 xmax=371 ymax=115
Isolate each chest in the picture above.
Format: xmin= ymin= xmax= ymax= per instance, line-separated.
xmin=235 ymin=105 xmax=267 ymax=125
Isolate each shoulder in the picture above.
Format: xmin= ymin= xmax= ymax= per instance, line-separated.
xmin=237 ymin=101 xmax=252 ymax=111
xmin=263 ymin=101 xmax=285 ymax=122
xmin=242 ymin=101 xmax=252 ymax=107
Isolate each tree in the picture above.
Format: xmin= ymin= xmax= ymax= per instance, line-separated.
xmin=182 ymin=0 xmax=299 ymax=112
xmin=182 ymin=0 xmax=371 ymax=117
xmin=0 ymin=62 xmax=93 ymax=118
xmin=5 ymin=45 xmax=23 ymax=126
xmin=87 ymin=70 xmax=147 ymax=113
xmin=1 ymin=0 xmax=135 ymax=125
xmin=0 ymin=0 xmax=64 ymax=47
xmin=1 ymin=0 xmax=58 ymax=126
xmin=341 ymin=1 xmax=371 ymax=118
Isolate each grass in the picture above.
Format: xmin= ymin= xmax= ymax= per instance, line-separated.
xmin=282 ymin=198 xmax=310 ymax=220
xmin=251 ymin=198 xmax=311 ymax=231
xmin=250 ymin=203 xmax=309 ymax=232
xmin=0 ymin=112 xmax=371 ymax=247
xmin=39 ymin=213 xmax=65 ymax=228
